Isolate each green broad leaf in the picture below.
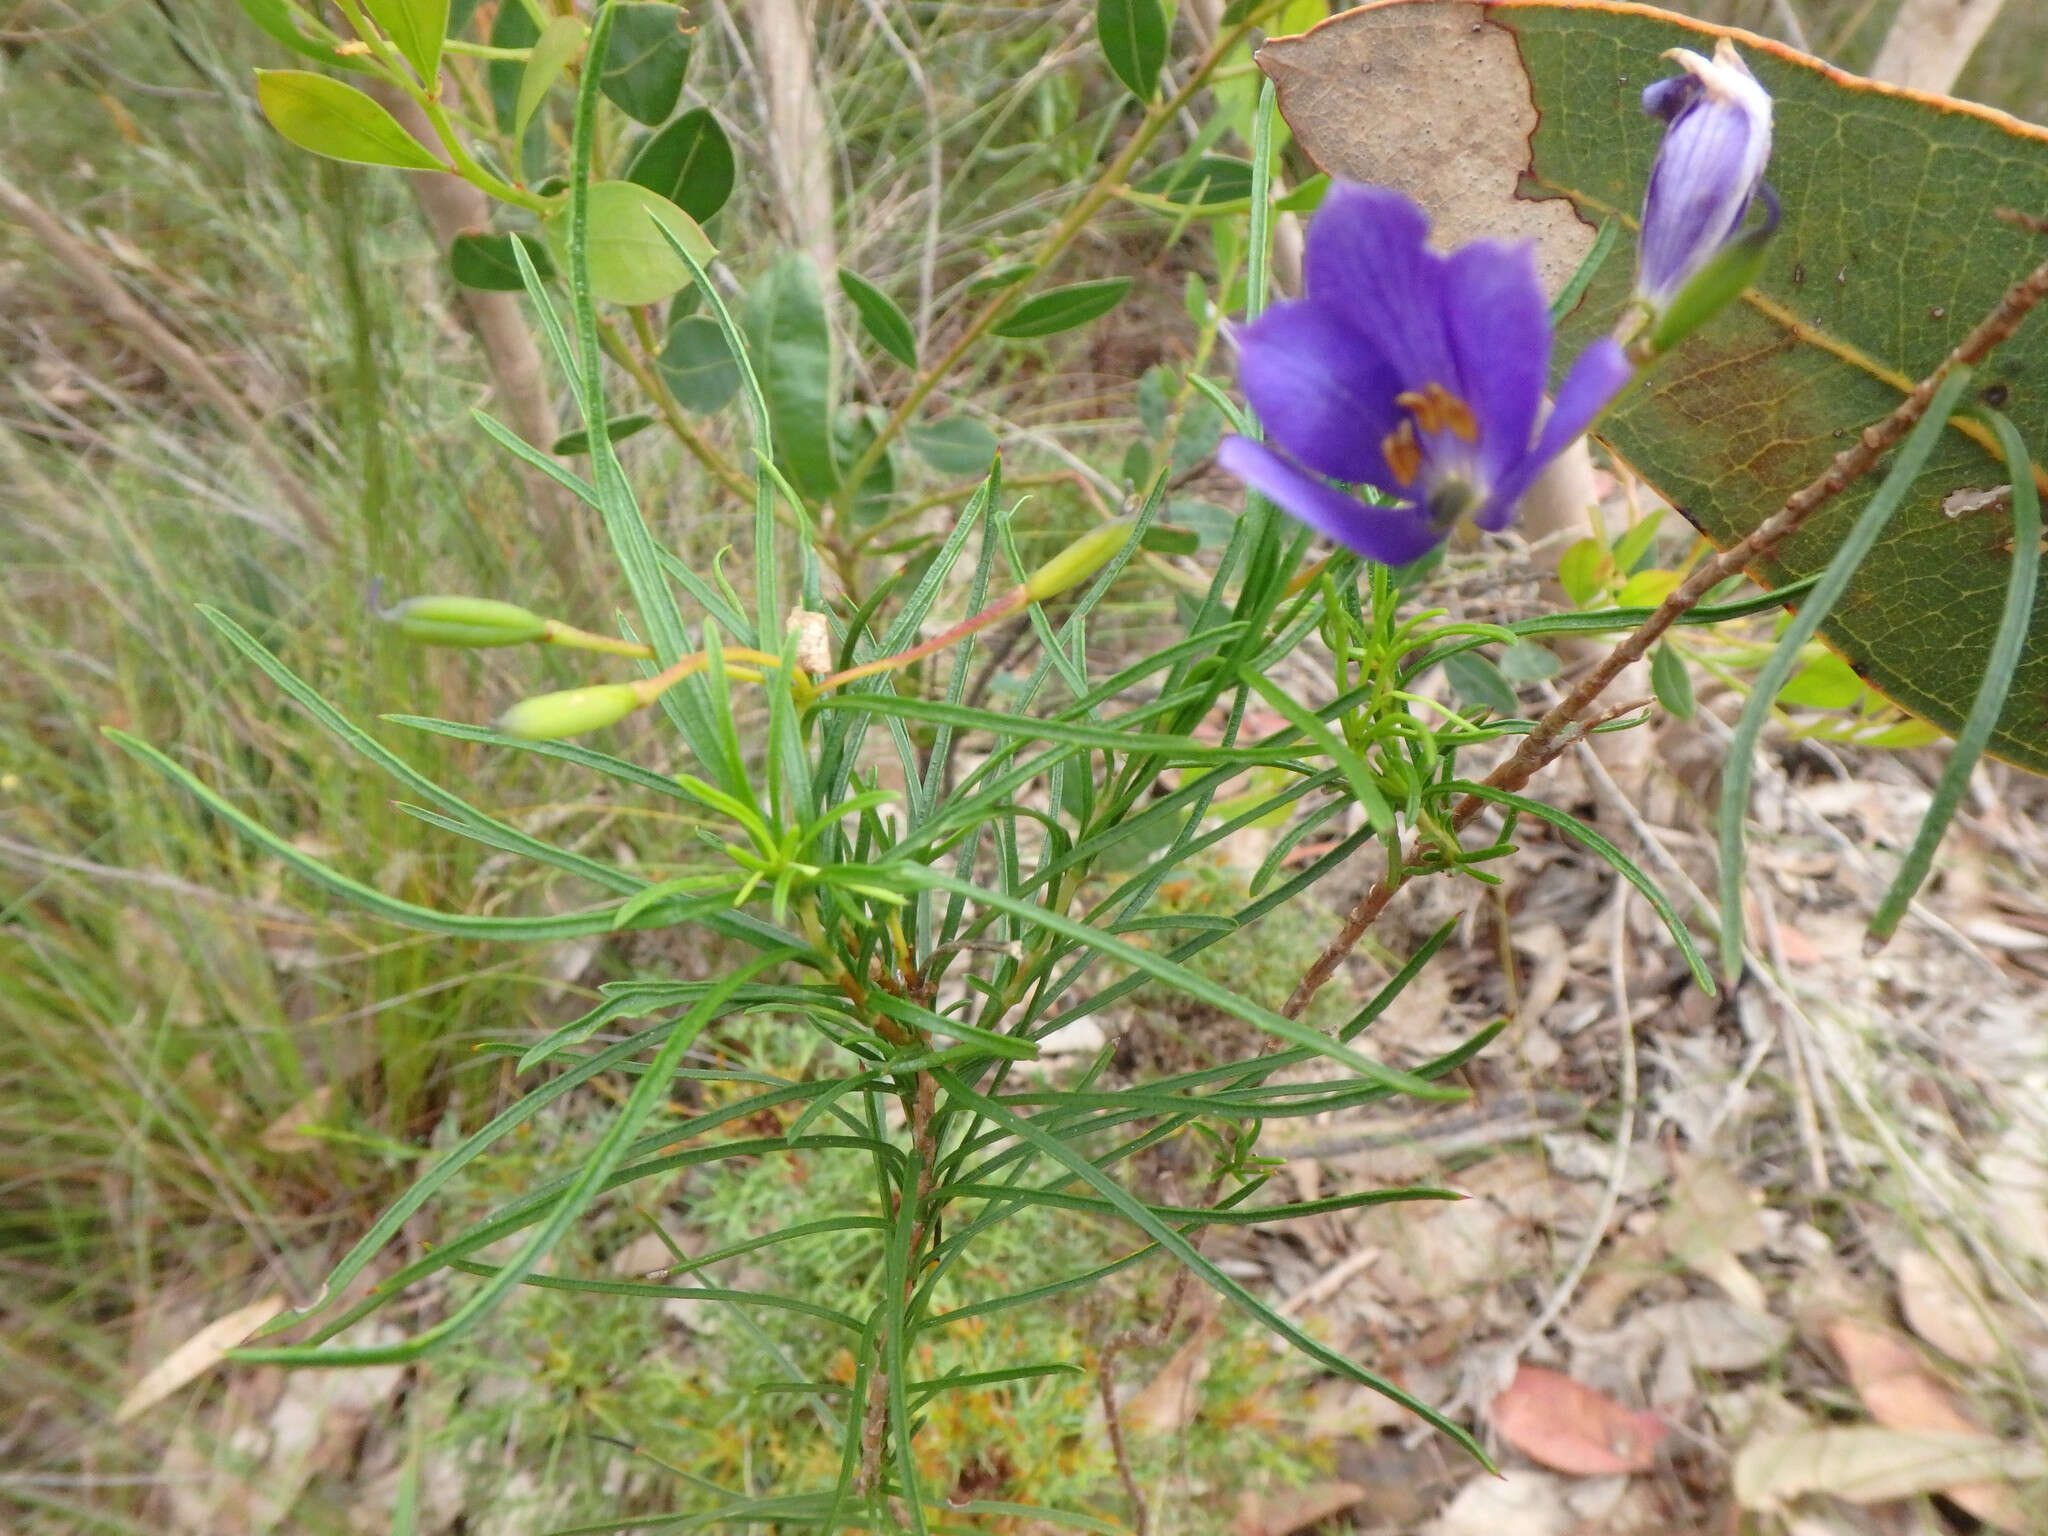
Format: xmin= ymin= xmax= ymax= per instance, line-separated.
xmin=966 ymin=260 xmax=1039 ymax=294
xmin=448 ymin=231 xmax=555 ymax=291
xmin=1777 ymin=649 xmax=1865 ymax=709
xmin=551 ymin=414 xmax=655 ymax=455
xmin=992 ymin=278 xmax=1132 ymax=338
xmin=545 ymin=180 xmax=711 ymax=306
xmin=1263 ymin=2 xmax=2048 ymax=769
xmin=515 ymin=13 xmax=587 ymax=138
xmin=600 ymin=1 xmax=692 ymax=125
xmin=624 ymin=108 xmax=734 ymax=222
xmin=745 ymin=252 xmax=839 ymax=499
xmin=1651 ymin=641 xmax=1695 ymax=720
xmin=838 ymin=269 xmax=918 ymax=367
xmin=487 ymin=0 xmax=538 ymax=131
xmin=447 ymin=0 xmax=479 ymax=37
xmin=1497 ymin=639 xmax=1560 ymax=684
xmin=658 ymin=314 xmax=740 ymax=413
xmin=1611 ymin=509 xmax=1665 ymax=575
xmin=231 ymin=0 xmax=370 ymax=69
xmin=1442 ymin=652 xmax=1518 ymax=717
xmin=1555 ymin=537 xmax=1612 ymax=607
xmin=254 ymin=70 xmax=446 ymax=170
xmin=834 ymin=406 xmax=897 ymax=523
xmin=906 ymin=418 xmax=998 ymax=477
xmin=364 ymin=0 xmax=447 ymax=81
xmin=1097 ymin=0 xmax=1168 ymax=103
xmin=1136 ymin=154 xmax=1256 ymax=206
xmin=1140 ymin=524 xmax=1201 ymax=556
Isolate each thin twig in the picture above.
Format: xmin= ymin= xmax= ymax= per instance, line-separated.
xmin=1282 ymin=247 xmax=2048 ymax=1022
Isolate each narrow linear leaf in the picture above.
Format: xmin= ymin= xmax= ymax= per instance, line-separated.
xmin=254 ymin=70 xmax=446 ymax=170
xmin=1717 ymin=366 xmax=1979 ymax=981
xmin=1869 ymin=408 xmax=2042 ymax=944
xmin=1450 ymin=780 xmax=1713 ymax=993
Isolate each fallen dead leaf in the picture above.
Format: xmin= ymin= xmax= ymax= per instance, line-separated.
xmin=1234 ymin=1479 xmax=1366 ymax=1536
xmin=1489 ymin=1363 xmax=1667 ymax=1476
xmin=1826 ymin=1318 xmax=2029 ymax=1530
xmin=1660 ymin=1155 xmax=1768 ymax=1312
xmin=1423 ymin=1469 xmax=1572 ymax=1536
xmin=1897 ymin=1240 xmax=2002 ymax=1368
xmin=115 ymin=1293 xmax=286 ymax=1424
xmin=1733 ymin=1427 xmax=2045 ymax=1512
xmin=1122 ymin=1316 xmax=1219 ymax=1436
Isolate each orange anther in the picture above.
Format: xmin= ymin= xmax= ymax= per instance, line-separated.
xmin=1395 ymin=382 xmax=1479 ymax=443
xmin=1381 ymin=420 xmax=1422 ymax=487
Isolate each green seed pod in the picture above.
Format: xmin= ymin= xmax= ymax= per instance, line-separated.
xmin=497 ymin=683 xmax=642 ymax=740
xmin=386 ymin=595 xmax=548 ymax=647
xmin=1023 ymin=521 xmax=1137 ymax=604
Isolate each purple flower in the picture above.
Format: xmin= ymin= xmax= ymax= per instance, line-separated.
xmin=1636 ymin=39 xmax=1774 ymax=315
xmin=1217 ymin=184 xmax=1632 ymax=567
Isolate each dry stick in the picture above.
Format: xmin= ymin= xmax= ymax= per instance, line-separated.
xmin=0 ymin=170 xmax=337 ymax=548
xmin=1281 ymin=247 xmax=2048 ymax=1023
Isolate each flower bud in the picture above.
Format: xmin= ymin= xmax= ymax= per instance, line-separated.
xmin=1023 ymin=521 xmax=1137 ymax=604
xmin=496 ymin=683 xmax=642 ymax=740
xmin=1642 ymin=188 xmax=1777 ymax=357
xmin=384 ymin=595 xmax=548 ymax=648
xmin=1634 ymin=39 xmax=1774 ymax=334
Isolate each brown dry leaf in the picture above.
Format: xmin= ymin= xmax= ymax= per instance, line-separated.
xmin=1733 ymin=1427 xmax=2046 ymax=1512
xmin=1423 ymin=1470 xmax=1573 ymax=1536
xmin=1122 ymin=1316 xmax=1219 ymax=1436
xmin=1234 ymin=1480 xmax=1366 ymax=1536
xmin=1257 ymin=2 xmax=1592 ymax=293
xmin=257 ymin=1084 xmax=334 ymax=1153
xmin=1489 ymin=1363 xmax=1667 ymax=1476
xmin=1897 ymin=1241 xmax=2002 ymax=1368
xmin=1826 ymin=1317 xmax=2029 ymax=1530
xmin=1660 ymin=1155 xmax=1768 ymax=1312
xmin=114 ymin=1292 xmax=286 ymax=1423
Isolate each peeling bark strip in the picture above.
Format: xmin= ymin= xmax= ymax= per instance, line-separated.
xmin=1257 ymin=1 xmax=1594 ymax=296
